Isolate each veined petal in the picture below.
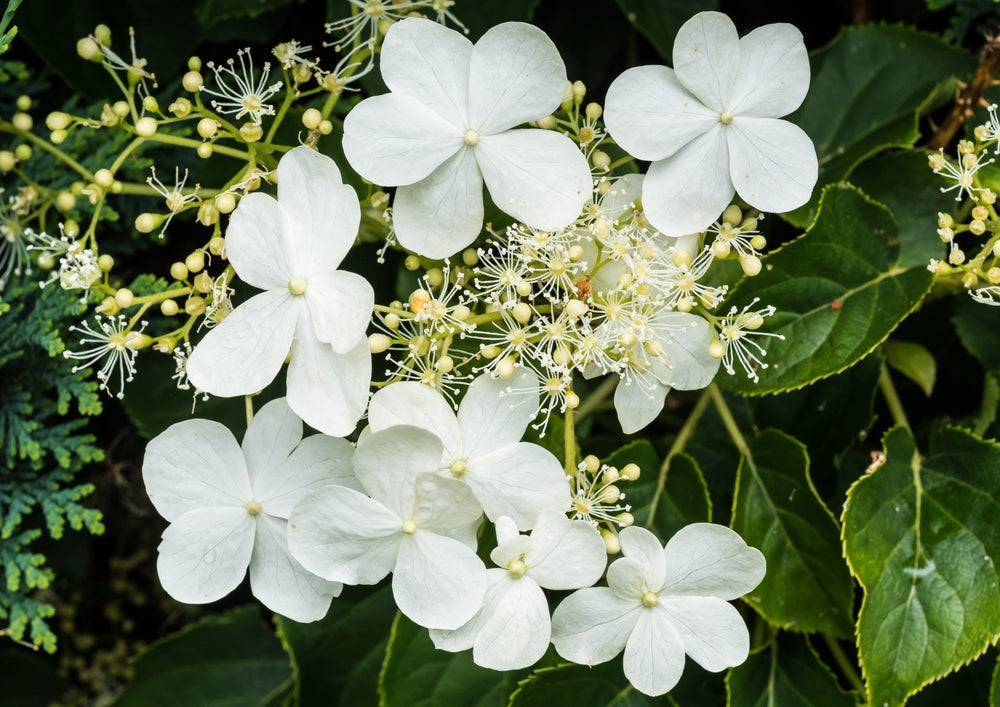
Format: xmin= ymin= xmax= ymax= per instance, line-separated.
xmin=249 ymin=514 xmax=341 ymax=622
xmin=143 ymin=418 xmax=250 ymax=520
xmin=607 ymin=557 xmax=652 ymax=600
xmin=257 ymin=435 xmax=358 ymax=518
xmin=660 ymin=595 xmax=750 ymax=672
xmin=354 ymin=427 xmax=443 ymax=516
xmin=642 ymin=126 xmax=734 ymax=236
xmin=392 ymin=148 xmax=484 ymax=259
xmin=620 ymin=526 xmax=668 ymax=589
xmin=551 ymin=587 xmax=639 ymax=664
xmin=380 ymin=17 xmax=472 ymax=125
xmin=156 ymin=507 xmax=253 ymax=604
xmin=305 ymin=270 xmax=374 ymax=353
xmin=464 ymin=444 xmax=569 ymax=530
xmin=468 ymin=22 xmax=567 ymax=134
xmin=614 ymin=371 xmax=669 ymax=434
xmin=604 ymin=65 xmax=718 ymax=161
xmin=368 ymin=382 xmax=463 ymax=460
xmin=662 ymin=523 xmax=766 ymax=599
xmin=623 ymin=608 xmax=686 ymax=696
xmin=730 ymin=23 xmax=810 ymax=117
xmin=343 ymin=94 xmax=463 ymax=187
xmin=600 ymin=173 xmax=644 ymax=221
xmin=274 ymin=146 xmax=361 ymax=271
xmin=472 ymin=575 xmax=551 ymax=670
xmin=225 ymin=192 xmax=293 ymax=290
xmin=186 ymin=291 xmax=297 ymax=397
xmin=672 ymin=11 xmax=740 ymax=112
xmin=525 ymin=512 xmax=607 ymax=590
xmin=242 ymin=398 xmax=301 ymax=486
xmin=286 ymin=324 xmax=370 ymax=438
xmin=727 ymin=117 xmax=818 ymax=214
xmin=458 ymin=368 xmax=538 ymax=458
xmin=393 ymin=531 xmax=487 ymax=629
xmin=413 ymin=472 xmax=484 ymax=533
xmin=430 ymin=569 xmax=508 ymax=653
xmin=286 ymin=484 xmax=401 ymax=584
xmin=476 ymin=129 xmax=590 ymax=231
xmin=652 ymin=313 xmax=721 ymax=391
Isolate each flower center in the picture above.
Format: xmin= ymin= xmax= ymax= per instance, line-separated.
xmin=641 ymin=590 xmax=659 ymax=608
xmin=463 ymin=129 xmax=480 ymax=146
xmin=402 ymin=518 xmax=417 ymax=534
xmin=450 ymin=459 xmax=468 ymax=477
xmin=507 ymin=558 xmax=527 ymax=579
xmin=242 ymin=95 xmax=263 ymax=112
xmin=719 ymin=110 xmax=734 ymax=125
xmin=247 ymin=500 xmax=262 ymax=515
xmin=288 ymin=276 xmax=307 ymax=295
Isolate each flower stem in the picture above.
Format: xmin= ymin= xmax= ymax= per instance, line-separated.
xmin=563 ymin=402 xmax=577 ymax=477
xmin=878 ymin=361 xmax=911 ymax=434
xmin=573 ymin=375 xmax=617 ymax=421
xmin=708 ymin=383 xmax=751 ymax=458
xmin=646 ymin=388 xmax=711 ymax=527
xmin=821 ymin=633 xmax=865 ymax=693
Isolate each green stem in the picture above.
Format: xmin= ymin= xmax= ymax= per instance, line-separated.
xmin=563 ymin=402 xmax=577 ymax=477
xmin=878 ymin=361 xmax=911 ymax=434
xmin=573 ymin=375 xmax=618 ymax=420
xmin=708 ymin=383 xmax=751 ymax=457
xmin=821 ymin=633 xmax=865 ymax=693
xmin=646 ymin=388 xmax=711 ymax=527
xmin=0 ymin=123 xmax=92 ymax=179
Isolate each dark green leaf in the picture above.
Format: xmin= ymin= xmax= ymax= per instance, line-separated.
xmin=510 ymin=661 xmax=662 ymax=706
xmin=884 ymin=340 xmax=937 ymax=397
xmin=0 ymin=645 xmax=69 ymax=705
xmin=195 ymin=0 xmax=302 ymax=25
xmin=952 ymin=293 xmax=1000 ymax=371
xmin=613 ymin=0 xmax=717 ymax=62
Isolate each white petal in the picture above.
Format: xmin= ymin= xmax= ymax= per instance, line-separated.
xmin=550 ymin=587 xmax=639 ymax=665
xmin=604 ymin=65 xmax=717 ymax=161
xmin=652 ymin=313 xmax=721 ymax=391
xmin=274 ymin=146 xmax=361 ymax=270
xmin=368 ymin=382 xmax=463 ymax=460
xmin=468 ymin=22 xmax=567 ymax=134
xmin=620 ymin=526 xmax=668 ymax=589
xmin=430 ymin=569 xmax=508 ymax=653
xmin=186 ymin=291 xmax=297 ymax=397
xmin=256 ymin=435 xmax=358 ymax=518
xmin=727 ymin=117 xmax=818 ymax=214
xmin=286 ymin=484 xmax=401 ymax=584
xmin=392 ymin=148 xmax=484 ymax=259
xmin=660 ymin=595 xmax=750 ymax=672
xmin=393 ymin=531 xmax=487 ymax=630
xmin=286 ymin=321 xmax=370 ymax=437
xmin=413 ymin=473 xmax=485 ymax=533
xmin=354 ymin=427 xmax=442 ymax=515
xmin=343 ymin=94 xmax=463 ymax=186
xmin=476 ymin=129 xmax=590 ymax=231
xmin=472 ymin=575 xmax=551 ymax=670
xmin=242 ymin=398 xmax=301 ymax=485
xmin=225 ymin=192 xmax=292 ymax=290
xmin=642 ymin=126 xmax=734 ymax=236
xmin=662 ymin=523 xmax=766 ymax=599
xmin=380 ymin=18 xmax=472 ymax=124
xmin=622 ymin=608 xmax=686 ymax=696
xmin=672 ymin=11 xmax=740 ymax=112
xmin=305 ymin=270 xmax=374 ymax=353
xmin=614 ymin=371 xmax=669 ymax=434
xmin=249 ymin=514 xmax=341 ymax=622
xmin=607 ymin=557 xmax=652 ymax=600
xmin=143 ymin=419 xmax=250 ymax=520
xmin=600 ymin=173 xmax=644 ymax=221
xmin=156 ymin=507 xmax=253 ymax=603
xmin=730 ymin=23 xmax=810 ymax=117
xmin=525 ymin=512 xmax=607 ymax=590
xmin=465 ymin=444 xmax=569 ymax=530
xmin=458 ymin=368 xmax=538 ymax=458
xmin=490 ymin=530 xmax=532 ymax=569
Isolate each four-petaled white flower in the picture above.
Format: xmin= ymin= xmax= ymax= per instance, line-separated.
xmin=342 ymin=18 xmax=592 ymax=259
xmin=186 ymin=146 xmax=374 ymax=437
xmin=604 ymin=11 xmax=817 ymax=236
xmin=142 ymin=398 xmax=356 ymax=622
xmin=367 ymin=368 xmax=571 ymax=530
xmin=286 ymin=425 xmax=488 ymax=630
xmin=430 ymin=511 xmax=607 ymax=670
xmin=550 ymin=523 xmax=765 ymax=697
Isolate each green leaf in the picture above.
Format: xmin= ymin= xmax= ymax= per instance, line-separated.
xmin=786 ymin=24 xmax=974 ymax=226
xmin=727 ymin=633 xmax=856 ymax=707
xmin=613 ymin=0 xmax=717 ymax=62
xmin=884 ymin=340 xmax=937 ymax=397
xmin=0 ymin=0 xmax=22 ymax=55
xmin=455 ymin=0 xmax=540 ymax=39
xmin=992 ymin=654 xmax=1000 ymax=707
xmin=0 ymin=644 xmax=69 ymax=705
xmin=116 ymin=605 xmax=292 ymax=707
xmin=732 ymin=429 xmax=854 ymax=637
xmin=510 ymin=661 xmax=660 ymax=707
xmin=274 ymin=586 xmax=395 ymax=707
xmin=952 ymin=293 xmax=1000 ymax=371
xmin=720 ymin=185 xmax=933 ymax=395
xmin=379 ymin=613 xmax=532 ymax=707
xmin=842 ymin=426 xmax=1000 ymax=706
xmin=195 ymin=0 xmax=302 ymax=25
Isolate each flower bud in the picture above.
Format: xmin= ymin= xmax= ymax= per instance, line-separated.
xmin=369 ymin=333 xmax=392 ymax=353
xmin=55 ymin=191 xmax=76 ymax=212
xmin=216 ymin=193 xmax=237 ymax=213
xmin=197 ymin=203 xmax=219 ymax=227
xmin=170 ymin=262 xmax=189 ymax=281
xmin=77 ymin=37 xmax=102 ymax=61
xmin=98 ymin=254 xmax=115 ymax=272
xmin=135 ymin=212 xmax=164 ymax=233
xmin=114 ymin=288 xmax=134 ymax=308
xmin=46 ymin=111 xmax=70 ymax=131
xmin=0 ymin=151 xmax=15 ymax=172
xmin=142 ymin=95 xmax=160 ymax=113
xmin=184 ymin=296 xmax=206 ymax=315
xmin=94 ymin=168 xmax=115 ymax=188
xmin=185 ymin=251 xmax=205 ymax=273
xmin=239 ymin=123 xmax=263 ymax=143
xmin=112 ymin=101 xmax=130 ymax=118
xmin=302 ymin=108 xmax=322 ymax=130
xmin=135 ymin=117 xmax=158 ymax=137
xmin=197 ymin=118 xmax=219 ymax=139
xmin=168 ymin=98 xmax=192 ymax=117
xmin=601 ymin=529 xmax=620 ymax=555
xmin=197 ymin=143 xmax=213 ymax=159
xmin=12 ymin=112 xmax=32 ymax=131
xmin=182 ymin=70 xmax=204 ymax=92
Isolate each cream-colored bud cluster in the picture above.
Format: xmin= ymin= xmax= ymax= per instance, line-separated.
xmin=570 ymin=454 xmax=640 ymax=550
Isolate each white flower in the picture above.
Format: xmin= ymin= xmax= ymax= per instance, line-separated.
xmin=342 ymin=18 xmax=592 ymax=259
xmin=141 ymin=398 xmax=355 ymax=622
xmin=367 ymin=368 xmax=571 ymax=530
xmin=551 ymin=524 xmax=765 ymax=697
xmin=201 ymin=48 xmax=282 ymax=125
xmin=63 ymin=314 xmax=147 ymax=399
xmin=604 ymin=11 xmax=817 ymax=236
xmin=185 ymin=146 xmax=373 ymax=437
xmin=430 ymin=511 xmax=606 ymax=670
xmin=287 ymin=425 xmax=488 ymax=630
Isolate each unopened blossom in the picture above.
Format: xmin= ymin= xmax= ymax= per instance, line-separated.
xmin=551 ymin=524 xmax=766 ymax=696
xmin=142 ymin=398 xmax=355 ymax=621
xmin=343 ymin=18 xmax=591 ymax=259
xmin=604 ymin=11 xmax=817 ymax=236
xmin=186 ymin=146 xmax=373 ymax=437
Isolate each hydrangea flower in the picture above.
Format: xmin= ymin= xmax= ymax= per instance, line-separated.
xmin=367 ymin=368 xmax=571 ymax=530
xmin=286 ymin=425 xmax=488 ymax=630
xmin=186 ymin=146 xmax=373 ymax=437
xmin=604 ymin=11 xmax=817 ymax=236
xmin=430 ymin=511 xmax=606 ymax=670
xmin=342 ymin=18 xmax=592 ymax=259
xmin=550 ymin=524 xmax=765 ymax=696
xmin=142 ymin=398 xmax=356 ymax=622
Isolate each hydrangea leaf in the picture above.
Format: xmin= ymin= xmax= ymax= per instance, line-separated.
xmin=726 ymin=633 xmax=856 ymax=707
xmin=842 ymin=426 xmax=1000 ymax=706
xmin=992 ymin=655 xmax=1000 ymax=707
xmin=732 ymin=429 xmax=854 ymax=637
xmin=115 ymin=605 xmax=292 ymax=706
xmin=509 ymin=660 xmax=661 ymax=706
xmin=719 ymin=184 xmax=932 ymax=395
xmin=884 ymin=340 xmax=937 ymax=397
xmin=784 ymin=24 xmax=974 ymax=226
xmin=613 ymin=0 xmax=719 ymax=62
xmin=952 ymin=293 xmax=1000 ymax=371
